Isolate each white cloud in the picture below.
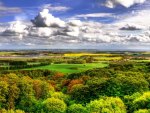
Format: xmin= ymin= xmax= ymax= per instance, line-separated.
xmin=65 ymin=26 xmax=80 ymax=37
xmin=41 ymin=4 xmax=70 ymax=12
xmin=104 ymin=0 xmax=146 ymax=8
xmin=2 ymin=21 xmax=28 ymax=34
xmin=31 ymin=9 xmax=66 ymax=27
xmin=68 ymin=20 xmax=82 ymax=26
xmin=0 ymin=2 xmax=22 ymax=14
xmin=74 ymin=13 xmax=113 ymax=19
xmin=115 ymin=10 xmax=150 ymax=28
xmin=28 ymin=27 xmax=54 ymax=37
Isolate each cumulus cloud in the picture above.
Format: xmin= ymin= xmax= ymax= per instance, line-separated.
xmin=2 ymin=21 xmax=28 ymax=35
xmin=31 ymin=9 xmax=66 ymax=27
xmin=104 ymin=0 xmax=146 ymax=8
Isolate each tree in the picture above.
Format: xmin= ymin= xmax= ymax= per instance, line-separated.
xmin=133 ymin=92 xmax=150 ymax=110
xmin=16 ymin=76 xmax=37 ymax=112
xmin=134 ymin=109 xmax=150 ymax=113
xmin=86 ymin=97 xmax=126 ymax=113
xmin=67 ymin=104 xmax=88 ymax=113
xmin=33 ymin=80 xmax=54 ymax=99
xmin=42 ymin=97 xmax=67 ymax=113
xmin=0 ymin=81 xmax=8 ymax=105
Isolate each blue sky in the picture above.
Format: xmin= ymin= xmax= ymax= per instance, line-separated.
xmin=0 ymin=0 xmax=150 ymax=50
xmin=0 ymin=0 xmax=147 ymax=23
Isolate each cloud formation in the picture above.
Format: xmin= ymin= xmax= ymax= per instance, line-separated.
xmin=31 ymin=9 xmax=66 ymax=27
xmin=0 ymin=9 xmax=150 ymax=49
xmin=104 ymin=0 xmax=146 ymax=8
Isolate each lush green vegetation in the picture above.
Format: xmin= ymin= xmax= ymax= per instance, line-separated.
xmin=0 ymin=51 xmax=150 ymax=113
xmin=25 ymin=63 xmax=108 ymax=74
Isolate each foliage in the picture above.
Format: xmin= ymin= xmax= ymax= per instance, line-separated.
xmin=67 ymin=104 xmax=88 ymax=113
xmin=86 ymin=97 xmax=126 ymax=113
xmin=42 ymin=97 xmax=67 ymax=113
xmin=134 ymin=109 xmax=150 ymax=113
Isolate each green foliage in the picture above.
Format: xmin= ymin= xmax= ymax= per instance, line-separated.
xmin=0 ymin=81 xmax=8 ymax=103
xmin=133 ymin=92 xmax=150 ymax=110
xmin=42 ymin=97 xmax=67 ymax=113
xmin=103 ymin=72 xmax=149 ymax=96
xmin=15 ymin=76 xmax=37 ymax=112
xmin=124 ymin=92 xmax=142 ymax=112
xmin=67 ymin=104 xmax=88 ymax=113
xmin=0 ymin=109 xmax=25 ymax=113
xmin=86 ymin=97 xmax=126 ymax=113
xmin=50 ymin=92 xmax=70 ymax=104
xmin=134 ymin=109 xmax=150 ymax=113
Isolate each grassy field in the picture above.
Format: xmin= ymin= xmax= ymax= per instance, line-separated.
xmin=24 ymin=63 xmax=108 ymax=74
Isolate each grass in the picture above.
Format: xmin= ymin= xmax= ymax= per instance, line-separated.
xmin=24 ymin=63 xmax=108 ymax=74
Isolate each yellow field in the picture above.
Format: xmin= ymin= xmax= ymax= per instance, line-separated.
xmin=64 ymin=53 xmax=114 ymax=57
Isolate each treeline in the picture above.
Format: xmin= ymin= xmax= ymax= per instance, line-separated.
xmin=0 ymin=60 xmax=50 ymax=71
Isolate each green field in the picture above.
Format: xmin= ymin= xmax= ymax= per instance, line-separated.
xmin=24 ymin=63 xmax=108 ymax=74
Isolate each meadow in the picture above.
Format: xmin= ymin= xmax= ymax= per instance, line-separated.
xmin=25 ymin=63 xmax=108 ymax=74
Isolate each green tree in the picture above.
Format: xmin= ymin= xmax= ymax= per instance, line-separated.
xmin=134 ymin=109 xmax=150 ymax=113
xmin=133 ymin=92 xmax=150 ymax=110
xmin=86 ymin=97 xmax=126 ymax=113
xmin=68 ymin=104 xmax=88 ymax=113
xmin=42 ymin=97 xmax=67 ymax=113
xmin=16 ymin=76 xmax=37 ymax=112
xmin=0 ymin=81 xmax=8 ymax=104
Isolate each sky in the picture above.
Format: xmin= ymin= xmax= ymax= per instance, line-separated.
xmin=0 ymin=0 xmax=150 ymax=50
